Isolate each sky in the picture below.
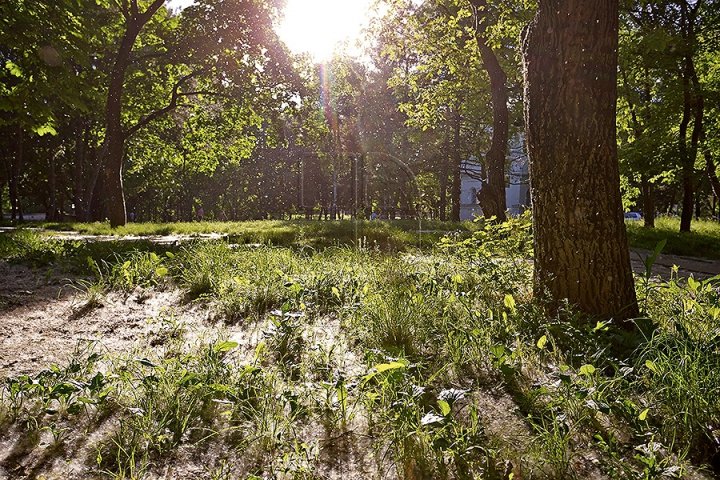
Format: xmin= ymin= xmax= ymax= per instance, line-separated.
xmin=167 ymin=0 xmax=376 ymax=61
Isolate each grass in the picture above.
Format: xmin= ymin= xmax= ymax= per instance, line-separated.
xmin=625 ymin=216 xmax=720 ymax=259
xmin=1 ymin=220 xmax=720 ymax=478
xmin=32 ymin=218 xmax=478 ymax=251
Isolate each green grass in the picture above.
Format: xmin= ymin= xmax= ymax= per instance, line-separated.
xmin=625 ymin=216 xmax=720 ymax=259
xmin=2 ymin=223 xmax=720 ymax=478
xmin=35 ymin=218 xmax=477 ymax=251
xmin=32 ymin=213 xmax=720 ymax=259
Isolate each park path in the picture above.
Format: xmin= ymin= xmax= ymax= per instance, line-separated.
xmin=629 ymin=247 xmax=720 ymax=280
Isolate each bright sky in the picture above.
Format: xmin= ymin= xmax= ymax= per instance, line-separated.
xmin=167 ymin=0 xmax=376 ymax=62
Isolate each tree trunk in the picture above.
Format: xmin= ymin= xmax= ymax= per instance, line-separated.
xmin=49 ymin=148 xmax=56 ymax=221
xmin=640 ymin=174 xmax=655 ymax=228
xmin=439 ymin=148 xmax=448 ymax=221
xmin=102 ymin=0 xmax=166 ymax=227
xmin=521 ymin=0 xmax=638 ymax=320
xmin=451 ymin=111 xmax=462 ymax=222
xmin=705 ymin=145 xmax=720 ymax=204
xmin=678 ymin=67 xmax=694 ymax=232
xmin=470 ymin=0 xmax=508 ymax=222
xmin=10 ymin=125 xmax=23 ymax=221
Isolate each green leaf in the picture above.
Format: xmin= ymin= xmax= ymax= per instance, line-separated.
xmin=155 ymin=267 xmax=168 ymax=277
xmin=638 ymin=408 xmax=649 ymax=421
xmin=490 ymin=344 xmax=506 ymax=360
xmin=438 ymin=399 xmax=451 ymax=416
xmin=33 ymin=124 xmax=57 ymax=136
xmin=687 ymin=277 xmax=700 ymax=292
xmin=645 ymin=360 xmax=658 ymax=374
xmin=362 ymin=361 xmax=407 ymax=385
xmin=593 ymin=320 xmax=609 ymax=332
xmin=536 ymin=335 xmax=547 ymax=349
xmin=5 ymin=61 xmax=22 ymax=77
xmin=579 ymin=364 xmax=596 ymax=376
xmin=214 ymin=341 xmax=238 ymax=353
xmin=503 ymin=294 xmax=516 ymax=310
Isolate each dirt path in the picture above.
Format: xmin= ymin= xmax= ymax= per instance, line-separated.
xmin=629 ymin=247 xmax=720 ymax=280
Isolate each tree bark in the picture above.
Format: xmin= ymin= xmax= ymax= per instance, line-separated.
xmin=11 ymin=125 xmax=23 ymax=221
xmin=470 ymin=0 xmax=508 ymax=222
xmin=678 ymin=68 xmax=694 ymax=232
xmin=640 ymin=174 xmax=655 ymax=228
xmin=49 ymin=147 xmax=56 ymax=222
xmin=704 ymin=141 xmax=720 ymax=204
xmin=678 ymin=0 xmax=702 ymax=233
xmin=439 ymin=142 xmax=448 ymax=221
xmin=451 ymin=110 xmax=462 ymax=222
xmin=521 ymin=0 xmax=639 ymax=320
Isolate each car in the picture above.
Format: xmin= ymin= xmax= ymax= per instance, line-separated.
xmin=624 ymin=212 xmax=642 ymax=221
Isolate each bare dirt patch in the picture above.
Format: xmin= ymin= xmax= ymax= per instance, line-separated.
xmin=0 ymin=263 xmax=187 ymax=378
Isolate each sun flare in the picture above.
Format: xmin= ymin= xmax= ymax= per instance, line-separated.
xmin=277 ymin=0 xmax=375 ymax=61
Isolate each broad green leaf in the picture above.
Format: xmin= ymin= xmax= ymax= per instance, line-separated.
xmin=5 ymin=61 xmax=22 ymax=77
xmin=579 ymin=364 xmax=596 ymax=376
xmin=33 ymin=124 xmax=57 ymax=136
xmin=438 ymin=399 xmax=451 ymax=416
xmin=362 ymin=361 xmax=407 ymax=385
xmin=490 ymin=344 xmax=506 ymax=359
xmin=638 ymin=408 xmax=649 ymax=421
xmin=536 ymin=335 xmax=547 ymax=349
xmin=214 ymin=341 xmax=238 ymax=353
xmin=155 ymin=267 xmax=168 ymax=277
xmin=503 ymin=294 xmax=516 ymax=310
xmin=374 ymin=361 xmax=407 ymax=373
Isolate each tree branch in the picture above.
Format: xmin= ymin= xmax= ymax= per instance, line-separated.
xmin=138 ymin=0 xmax=167 ymax=25
xmin=123 ymin=69 xmax=207 ymax=139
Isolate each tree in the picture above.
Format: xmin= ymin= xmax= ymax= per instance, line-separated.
xmin=467 ymin=0 xmax=532 ymax=221
xmin=522 ymin=0 xmax=639 ymax=320
xmin=0 ymin=0 xmax=93 ymax=220
xmin=378 ymin=0 xmax=494 ymax=221
xmin=100 ymin=0 xmax=296 ymax=226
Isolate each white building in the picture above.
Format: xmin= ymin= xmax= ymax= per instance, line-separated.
xmin=460 ymin=133 xmax=530 ymax=220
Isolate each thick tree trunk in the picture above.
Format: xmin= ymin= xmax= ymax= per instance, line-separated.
xmin=470 ymin=0 xmax=508 ymax=222
xmin=679 ymin=70 xmax=693 ymax=232
xmin=521 ymin=0 xmax=639 ymax=320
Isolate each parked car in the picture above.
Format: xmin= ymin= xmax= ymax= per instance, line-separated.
xmin=624 ymin=212 xmax=642 ymax=221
